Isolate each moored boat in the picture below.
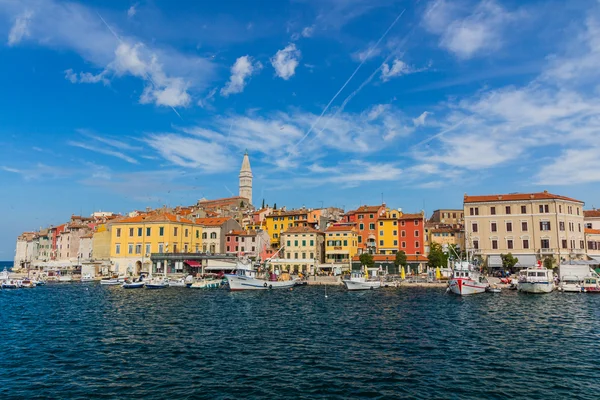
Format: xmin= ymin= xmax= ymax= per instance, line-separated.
xmin=448 ymin=261 xmax=489 ymax=295
xmin=168 ymin=275 xmax=193 ymax=288
xmin=342 ymin=271 xmax=381 ymax=291
xmin=225 ymin=261 xmax=297 ymax=291
xmin=19 ymin=279 xmax=36 ymax=288
xmin=81 ymin=274 xmax=95 ymax=283
xmin=145 ymin=277 xmax=168 ymax=289
xmin=122 ymin=281 xmax=145 ymax=289
xmin=190 ymin=278 xmax=222 ymax=289
xmin=518 ymin=266 xmax=554 ymax=294
xmin=558 ymin=276 xmax=583 ymax=293
xmin=1 ymin=279 xmax=20 ymax=289
xmin=582 ymin=276 xmax=600 ymax=293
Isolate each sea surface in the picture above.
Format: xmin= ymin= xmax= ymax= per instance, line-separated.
xmin=0 ymin=261 xmax=13 ymax=270
xmin=1 ymin=284 xmax=599 ymax=399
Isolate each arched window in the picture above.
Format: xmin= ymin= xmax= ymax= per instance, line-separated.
xmin=202 ymin=232 xmax=207 ymax=239
xmin=210 ymin=232 xmax=217 ymax=239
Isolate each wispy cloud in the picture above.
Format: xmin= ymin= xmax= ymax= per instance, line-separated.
xmin=67 ymin=130 xmax=139 ymax=164
xmin=271 ymin=44 xmax=301 ymax=80
xmin=0 ymin=163 xmax=73 ymax=180
xmin=380 ymin=58 xmax=427 ymax=81
xmin=221 ymin=55 xmax=262 ymax=96
xmin=68 ymin=141 xmax=139 ymax=164
xmin=127 ymin=3 xmax=137 ymax=18
xmin=7 ymin=9 xmax=33 ymax=46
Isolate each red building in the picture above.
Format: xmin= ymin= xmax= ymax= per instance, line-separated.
xmin=397 ymin=212 xmax=425 ymax=256
xmin=348 ymin=205 xmax=386 ymax=254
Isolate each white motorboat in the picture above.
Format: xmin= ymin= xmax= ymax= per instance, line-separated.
xmin=168 ymin=275 xmax=193 ymax=288
xmin=518 ymin=266 xmax=554 ymax=294
xmin=225 ymin=261 xmax=297 ymax=291
xmin=190 ymin=278 xmax=222 ymax=289
xmin=2 ymin=279 xmax=20 ymax=289
xmin=100 ymin=277 xmax=122 ymax=285
xmin=122 ymin=281 xmax=145 ymax=289
xmin=81 ymin=274 xmax=95 ymax=283
xmin=342 ymin=272 xmax=382 ymax=291
xmin=19 ymin=279 xmax=36 ymax=288
xmin=582 ymin=276 xmax=600 ymax=293
xmin=558 ymin=276 xmax=583 ymax=293
xmin=448 ymin=261 xmax=489 ymax=295
xmin=58 ymin=274 xmax=74 ymax=283
xmin=145 ymin=277 xmax=168 ymax=289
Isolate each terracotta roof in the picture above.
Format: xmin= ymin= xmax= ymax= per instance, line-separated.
xmin=226 ymin=230 xmax=246 ymax=236
xmin=584 ymin=210 xmax=600 ymax=218
xmin=464 ymin=191 xmax=583 ymax=204
xmin=585 ymin=228 xmax=600 ymax=235
xmin=282 ymin=226 xmax=323 ymax=234
xmin=196 ymin=217 xmax=231 ymax=226
xmin=326 ymin=225 xmax=356 ymax=232
xmin=354 ymin=205 xmax=384 ymax=213
xmin=80 ymin=233 xmax=93 ymax=239
xmin=398 ymin=213 xmax=424 ymax=220
xmin=268 ymin=209 xmax=311 ymax=217
xmin=352 ymin=254 xmax=428 ymax=262
xmin=115 ymin=213 xmax=194 ymax=224
xmin=198 ymin=196 xmax=248 ymax=207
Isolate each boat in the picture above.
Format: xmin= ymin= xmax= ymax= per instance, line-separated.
xmin=558 ymin=276 xmax=583 ymax=293
xmin=448 ymin=261 xmax=489 ymax=295
xmin=190 ymin=278 xmax=222 ymax=289
xmin=145 ymin=277 xmax=168 ymax=289
xmin=58 ymin=274 xmax=74 ymax=283
xmin=81 ymin=274 xmax=95 ymax=283
xmin=100 ymin=277 xmax=121 ymax=285
xmin=225 ymin=261 xmax=297 ymax=291
xmin=486 ymin=285 xmax=501 ymax=293
xmin=1 ymin=279 xmax=20 ymax=289
xmin=518 ymin=266 xmax=554 ymax=294
xmin=342 ymin=271 xmax=382 ymax=291
xmin=19 ymin=279 xmax=36 ymax=288
xmin=168 ymin=275 xmax=193 ymax=288
xmin=122 ymin=281 xmax=145 ymax=289
xmin=582 ymin=276 xmax=600 ymax=293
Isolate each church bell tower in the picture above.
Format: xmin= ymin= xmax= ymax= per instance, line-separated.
xmin=239 ymin=150 xmax=253 ymax=206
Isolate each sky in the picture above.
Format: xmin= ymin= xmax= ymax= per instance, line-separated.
xmin=1 ymin=0 xmax=599 ymax=258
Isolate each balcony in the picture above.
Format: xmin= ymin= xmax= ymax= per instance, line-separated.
xmin=539 ymin=248 xmax=556 ymax=255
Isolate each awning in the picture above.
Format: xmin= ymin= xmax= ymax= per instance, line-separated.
xmin=205 ymin=265 xmax=237 ymax=271
xmin=588 ymin=256 xmax=600 ymax=264
xmin=184 ymin=260 xmax=201 ymax=267
xmin=514 ymin=254 xmax=538 ymax=268
xmin=488 ymin=255 xmax=502 ymax=268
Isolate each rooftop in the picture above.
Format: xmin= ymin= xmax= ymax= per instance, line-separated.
xmin=398 ymin=212 xmax=424 ymax=220
xmin=326 ymin=225 xmax=356 ymax=232
xmin=464 ymin=191 xmax=583 ymax=204
xmin=584 ymin=210 xmax=600 ymax=218
xmin=585 ymin=228 xmax=600 ymax=235
xmin=196 ymin=217 xmax=231 ymax=227
xmin=283 ymin=226 xmax=322 ymax=234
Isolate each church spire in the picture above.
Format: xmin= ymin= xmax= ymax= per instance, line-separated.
xmin=239 ymin=151 xmax=253 ymax=205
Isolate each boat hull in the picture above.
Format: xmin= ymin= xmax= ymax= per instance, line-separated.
xmin=342 ymin=280 xmax=381 ymax=291
xmin=122 ymin=282 xmax=145 ymax=289
xmin=100 ymin=280 xmax=121 ymax=285
xmin=448 ymin=278 xmax=488 ymax=295
xmin=1 ymin=283 xmax=19 ymax=289
xmin=145 ymin=284 xmax=168 ymax=289
xmin=558 ymin=283 xmax=582 ymax=293
xmin=518 ymin=282 xmax=554 ymax=293
xmin=225 ymin=275 xmax=297 ymax=291
xmin=190 ymin=281 xmax=221 ymax=289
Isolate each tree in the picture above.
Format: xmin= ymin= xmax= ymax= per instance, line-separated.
xmin=274 ymin=203 xmax=277 ymax=210
xmin=240 ymin=200 xmax=245 ymax=208
xmin=359 ymin=253 xmax=374 ymax=269
xmin=501 ymin=253 xmax=519 ymax=272
xmin=261 ymin=199 xmax=265 ymax=209
xmin=394 ymin=251 xmax=407 ymax=269
xmin=427 ymin=242 xmax=448 ymax=268
xmin=543 ymin=257 xmax=554 ymax=269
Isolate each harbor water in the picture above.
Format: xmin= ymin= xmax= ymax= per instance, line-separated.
xmin=1 ymin=284 xmax=599 ymax=399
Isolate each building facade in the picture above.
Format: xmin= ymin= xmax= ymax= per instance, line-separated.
xmin=350 ymin=205 xmax=386 ymax=254
xmin=324 ymin=225 xmax=358 ymax=269
xmin=197 ymin=217 xmax=242 ymax=254
xmin=429 ymin=209 xmax=464 ymax=225
xmin=264 ymin=208 xmax=323 ymax=248
xmin=269 ymin=226 xmax=325 ymax=274
xmin=464 ymin=191 xmax=585 ymax=269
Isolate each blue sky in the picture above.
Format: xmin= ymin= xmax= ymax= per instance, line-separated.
xmin=1 ymin=0 xmax=599 ymax=258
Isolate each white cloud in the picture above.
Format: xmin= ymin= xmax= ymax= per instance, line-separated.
xmin=271 ymin=44 xmax=301 ymax=80
xmin=301 ymin=25 xmax=314 ymax=38
xmin=67 ymin=131 xmax=140 ymax=164
xmin=380 ymin=59 xmax=411 ymax=81
xmin=7 ymin=9 xmax=33 ymax=46
xmin=299 ymin=160 xmax=403 ymax=188
xmin=64 ymin=68 xmax=109 ymax=85
xmin=127 ymin=4 xmax=137 ymax=18
xmin=535 ymin=147 xmax=600 ymax=185
xmin=68 ymin=141 xmax=138 ymax=164
xmin=352 ymin=42 xmax=382 ymax=62
xmin=220 ymin=55 xmax=262 ymax=97
xmin=423 ymin=0 xmax=519 ymax=59
xmin=413 ymin=112 xmax=430 ymax=127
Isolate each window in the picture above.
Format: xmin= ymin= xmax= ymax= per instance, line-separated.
xmin=196 ymin=230 xmax=199 ymax=239
xmin=523 ymin=239 xmax=529 ymax=249
xmin=545 ymin=205 xmax=549 ymax=213
xmin=521 ymin=205 xmax=527 ymax=214
xmin=415 ymin=230 xmax=419 ymax=237
xmin=492 ymin=240 xmax=498 ymax=250
xmin=145 ymin=227 xmax=150 ymax=237
xmin=401 ymin=230 xmax=406 ymax=237
xmin=310 ymin=252 xmax=314 ymax=259
xmin=129 ymin=228 xmax=134 ymax=237
xmin=379 ymin=221 xmax=383 ymax=226
xmin=393 ymin=221 xmax=397 ymax=226
xmin=174 ymin=227 xmax=178 ymax=236
xmin=559 ymin=221 xmax=565 ymax=231
xmin=158 ymin=243 xmax=164 ymax=253
xmin=491 ymin=223 xmax=497 ymax=232
xmin=562 ymin=239 xmax=567 ymax=249
xmin=522 ymin=222 xmax=528 ymax=231
xmin=469 ymin=207 xmax=479 ymax=216
xmin=415 ymin=220 xmax=419 ymax=226
xmin=539 ymin=205 xmax=544 ymax=213
xmin=159 ymin=227 xmax=164 ymax=236
xmin=379 ymin=231 xmax=384 ymax=236
xmin=115 ymin=244 xmax=121 ymax=254
xmin=274 ymin=224 xmax=278 ymax=229
xmin=507 ymin=239 xmax=513 ymax=249
xmin=490 ymin=206 xmax=496 ymax=215
xmin=580 ymin=240 xmax=584 ymax=249
xmin=310 ymin=240 xmax=314 ymax=246
xmin=294 ymin=253 xmax=298 ymax=259
xmin=210 ymin=232 xmax=217 ymax=239
xmin=358 ymin=215 xmax=363 ymax=219
xmin=369 ymin=223 xmax=375 ymax=230
xmin=135 ymin=244 xmax=142 ymax=254
xmin=287 ymin=240 xmax=291 ymax=247
xmin=401 ymin=241 xmax=406 ymax=248
xmin=578 ymin=223 xmax=581 ymax=233
xmin=505 ymin=206 xmax=511 ymax=215
xmin=541 ymin=239 xmax=550 ymax=249
xmin=393 ymin=230 xmax=397 ymax=236
xmin=472 ymin=223 xmax=478 ymax=233
xmin=415 ymin=241 xmax=420 ymax=248
xmin=359 ymin=223 xmax=364 ymax=230
xmin=301 ymin=253 xmax=306 ymax=259
xmin=379 ymin=240 xmax=384 ymax=246
xmin=185 ymin=229 xmax=189 ymax=238
xmin=302 ymin=240 xmax=306 ymax=246
xmin=138 ymin=227 xmax=142 ymax=237
xmin=128 ymin=243 xmax=133 ymax=254
xmin=473 ymin=240 xmax=479 ymax=249
xmin=369 ymin=214 xmax=374 ymax=219
xmin=358 ymin=236 xmax=362 ymax=243
xmin=116 ymin=228 xmax=121 ymax=238
xmin=202 ymin=232 xmax=207 ymax=239
xmin=506 ymin=222 xmax=512 ymax=232
xmin=577 ymin=207 xmax=580 ymax=216
xmin=227 ymin=246 xmax=230 ymax=252
xmin=393 ymin=240 xmax=398 ymax=246
xmin=294 ymin=240 xmax=298 ymax=246
xmin=540 ymin=221 xmax=551 ymax=231
xmin=559 ymin=205 xmax=562 ymax=213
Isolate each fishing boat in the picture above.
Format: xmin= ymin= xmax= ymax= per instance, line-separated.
xmin=342 ymin=271 xmax=382 ymax=291
xmin=225 ymin=261 xmax=297 ymax=291
xmin=518 ymin=265 xmax=554 ymax=294
xmin=582 ymin=276 xmax=600 ymax=293
xmin=558 ymin=276 xmax=583 ymax=293
xmin=448 ymin=261 xmax=489 ymax=295
xmin=81 ymin=274 xmax=95 ymax=283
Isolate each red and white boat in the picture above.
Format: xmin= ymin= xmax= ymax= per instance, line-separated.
xmin=448 ymin=261 xmax=489 ymax=295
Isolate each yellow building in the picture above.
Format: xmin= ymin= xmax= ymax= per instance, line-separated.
xmin=92 ymin=223 xmax=112 ymax=261
xmin=264 ymin=209 xmax=322 ymax=248
xmin=110 ymin=213 xmax=202 ymax=275
xmin=325 ymin=225 xmax=358 ymax=270
xmin=377 ymin=209 xmax=400 ymax=254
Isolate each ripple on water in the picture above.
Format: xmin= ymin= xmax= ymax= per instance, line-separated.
xmin=1 ymin=285 xmax=600 ymax=399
